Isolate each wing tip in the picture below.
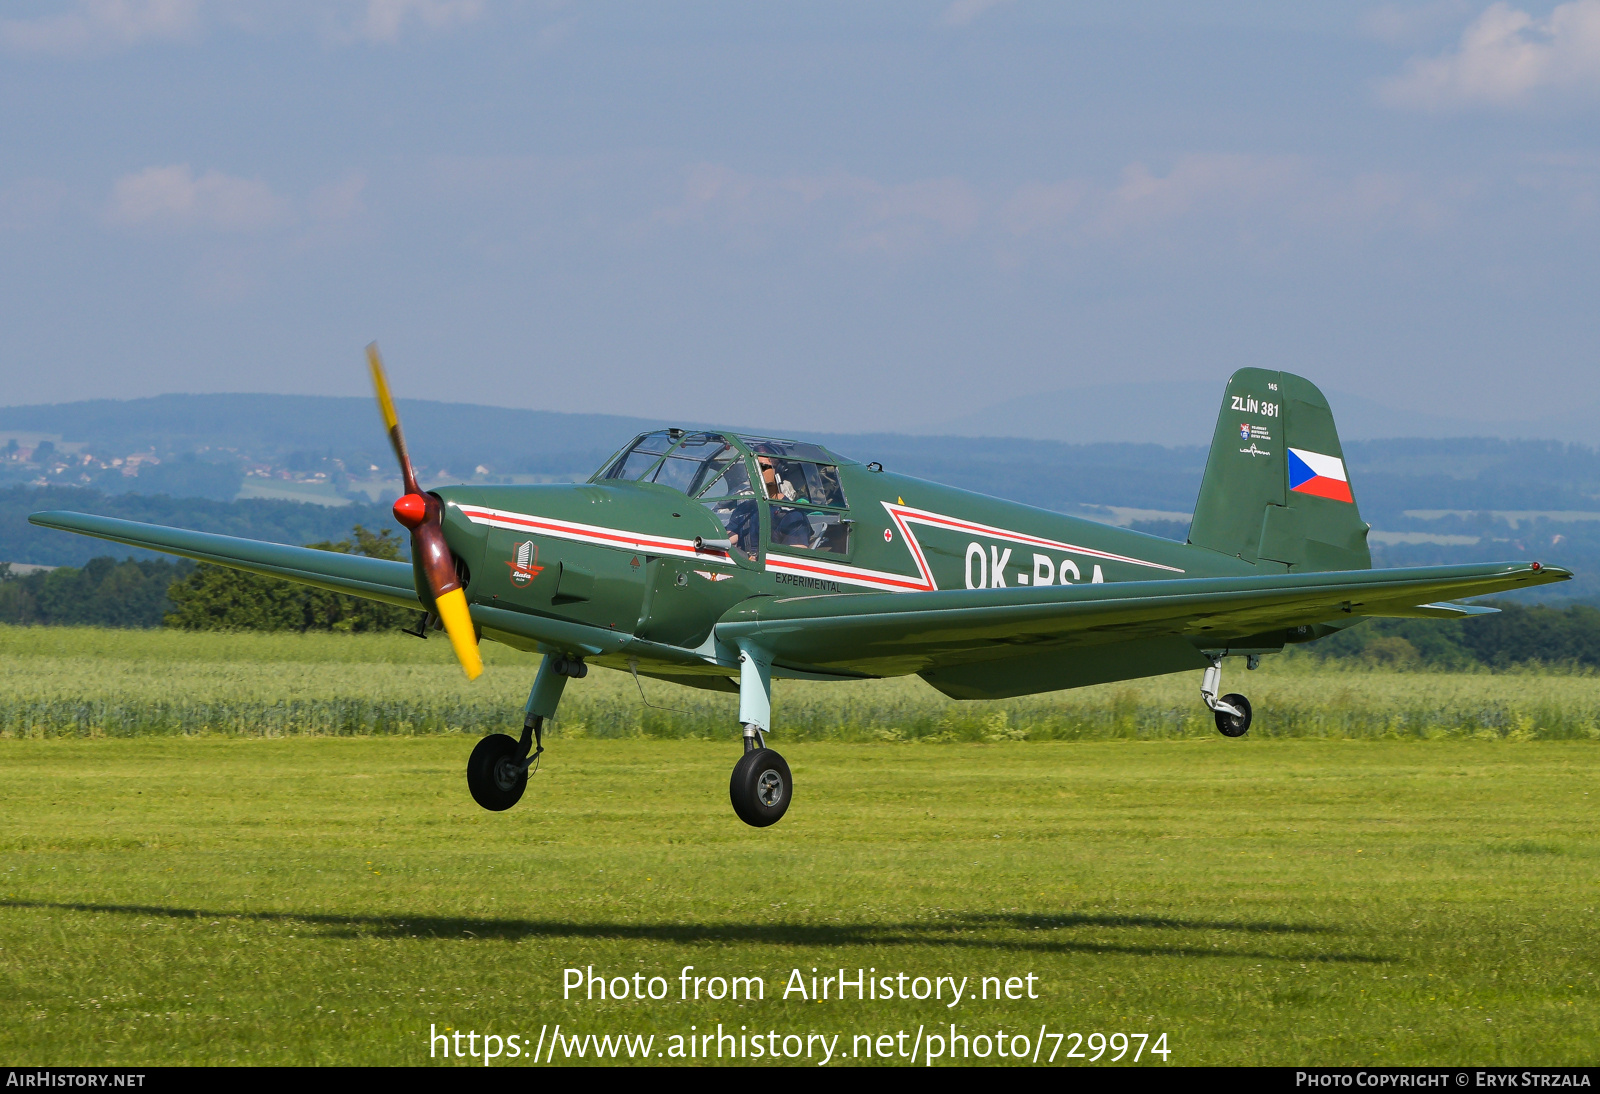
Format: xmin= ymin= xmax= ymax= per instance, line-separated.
xmin=28 ymin=509 xmax=84 ymax=530
xmin=1526 ymin=562 xmax=1573 ymax=581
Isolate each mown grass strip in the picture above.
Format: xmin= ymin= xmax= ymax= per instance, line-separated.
xmin=0 ymin=737 xmax=1595 ymax=1065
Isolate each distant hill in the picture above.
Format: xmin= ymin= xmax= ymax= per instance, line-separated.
xmin=0 ymin=394 xmax=662 ymax=485
xmin=4 ymin=393 xmax=1599 ymax=512
xmin=1 ymin=486 xmax=396 ymax=568
xmin=3 ymin=394 xmax=1596 ymax=604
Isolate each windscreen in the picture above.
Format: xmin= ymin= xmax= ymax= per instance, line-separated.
xmin=600 ymin=430 xmax=677 ymax=481
xmin=599 ymin=431 xmax=752 ymax=500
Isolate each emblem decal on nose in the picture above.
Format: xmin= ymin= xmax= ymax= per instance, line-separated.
xmin=506 ymin=540 xmax=544 ymax=586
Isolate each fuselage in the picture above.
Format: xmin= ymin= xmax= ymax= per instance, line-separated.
xmin=431 ymin=429 xmax=1259 ymax=682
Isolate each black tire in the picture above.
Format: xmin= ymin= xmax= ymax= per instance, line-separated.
xmin=1214 ymin=693 xmax=1252 ymax=738
xmin=467 ymin=733 xmax=527 ymax=811
xmin=729 ymin=748 xmax=792 ymax=828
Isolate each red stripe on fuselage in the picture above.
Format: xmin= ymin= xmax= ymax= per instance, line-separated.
xmin=883 ymin=503 xmax=1186 ymax=574
xmin=459 ymin=497 xmax=1182 ymax=596
xmin=458 ymin=506 xmax=734 ymax=563
xmin=765 ymin=553 xmax=931 ymax=592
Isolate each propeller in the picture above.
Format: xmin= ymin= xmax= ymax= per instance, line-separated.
xmin=367 ymin=342 xmax=483 ymax=681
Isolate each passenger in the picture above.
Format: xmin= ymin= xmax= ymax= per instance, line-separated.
xmin=721 ymin=499 xmax=760 ymax=556
xmin=771 ymin=505 xmax=814 ymax=548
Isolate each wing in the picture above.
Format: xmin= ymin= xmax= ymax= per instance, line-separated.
xmin=715 ymin=561 xmax=1570 ymax=683
xmin=26 ymin=509 xmax=714 ymax=668
xmin=29 ymin=511 xmax=421 ymax=610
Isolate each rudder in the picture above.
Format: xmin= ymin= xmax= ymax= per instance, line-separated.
xmin=1187 ymin=368 xmax=1370 ymax=572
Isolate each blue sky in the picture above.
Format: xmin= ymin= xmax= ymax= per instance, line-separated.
xmin=2 ymin=0 xmax=1597 ymax=436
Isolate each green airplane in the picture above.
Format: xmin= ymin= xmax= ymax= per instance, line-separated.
xmin=31 ymin=351 xmax=1570 ymax=827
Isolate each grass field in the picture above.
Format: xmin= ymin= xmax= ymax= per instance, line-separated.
xmin=0 ymin=627 xmax=1596 ymax=1066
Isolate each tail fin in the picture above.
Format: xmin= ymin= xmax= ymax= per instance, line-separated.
xmin=1188 ymin=368 xmax=1371 ymax=572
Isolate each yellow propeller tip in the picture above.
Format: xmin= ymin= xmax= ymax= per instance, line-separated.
xmin=366 ymin=344 xmax=401 ymax=433
xmin=434 ymin=588 xmax=483 ymax=682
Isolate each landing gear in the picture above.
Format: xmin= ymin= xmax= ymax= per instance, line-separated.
xmin=467 ymin=653 xmax=582 ymax=813
xmin=1212 ymin=693 xmax=1252 ymax=737
xmin=730 ymin=730 xmax=791 ymax=828
xmin=467 ymin=732 xmax=528 ymax=811
xmin=729 ymin=643 xmax=792 ymax=827
xmin=1201 ymin=655 xmax=1253 ymax=738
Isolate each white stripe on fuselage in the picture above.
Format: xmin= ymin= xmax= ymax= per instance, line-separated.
xmin=458 ymin=499 xmax=1182 ymax=594
xmin=458 ymin=505 xmax=737 ymax=566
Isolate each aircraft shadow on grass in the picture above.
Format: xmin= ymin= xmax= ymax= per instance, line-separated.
xmin=2 ymin=901 xmax=1383 ymax=963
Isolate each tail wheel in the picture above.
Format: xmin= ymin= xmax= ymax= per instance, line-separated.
xmin=730 ymin=748 xmax=791 ymax=828
xmin=1214 ymin=693 xmax=1252 ymax=738
xmin=467 ymin=733 xmax=527 ymax=811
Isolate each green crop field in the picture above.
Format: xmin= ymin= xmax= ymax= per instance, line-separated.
xmin=0 ymin=626 xmax=1596 ymax=1066
xmin=2 ymin=625 xmax=1598 ymax=743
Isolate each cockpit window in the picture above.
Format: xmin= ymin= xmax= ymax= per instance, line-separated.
xmin=770 ymin=506 xmax=851 ymax=555
xmin=598 ymin=430 xmax=762 ymax=500
xmin=751 ymin=454 xmax=847 ymax=509
xmin=696 ymin=456 xmax=754 ymax=499
xmin=652 ymin=433 xmax=733 ymax=495
xmin=601 ymin=430 xmax=676 ymax=481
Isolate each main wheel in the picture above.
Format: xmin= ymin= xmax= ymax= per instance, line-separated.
xmin=729 ymin=748 xmax=791 ymax=828
xmin=1214 ymin=693 xmax=1252 ymax=738
xmin=467 ymin=733 xmax=527 ymax=811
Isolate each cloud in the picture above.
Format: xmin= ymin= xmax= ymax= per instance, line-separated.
xmin=1079 ymin=155 xmax=1466 ymax=244
xmin=1095 ymin=155 xmax=1312 ymax=232
xmin=659 ymin=164 xmax=982 ymax=255
xmin=937 ymin=0 xmax=1013 ymax=28
xmin=653 ymin=154 xmax=1470 ymax=265
xmin=107 ymin=164 xmax=291 ymax=232
xmin=1362 ymin=1 xmax=1473 ymax=47
xmin=0 ymin=1 xmax=491 ymax=53
xmin=347 ymin=0 xmax=483 ymax=43
xmin=0 ymin=0 xmax=200 ymax=54
xmin=1380 ymin=0 xmax=1600 ymax=109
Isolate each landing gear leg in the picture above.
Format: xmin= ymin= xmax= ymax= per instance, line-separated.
xmin=729 ymin=643 xmax=791 ymax=827
xmin=466 ymin=653 xmax=583 ymax=811
xmin=1201 ymin=655 xmax=1252 ymax=738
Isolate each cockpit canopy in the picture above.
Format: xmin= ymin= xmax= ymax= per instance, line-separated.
xmin=594 ymin=431 xmax=847 ymax=508
xmin=593 ymin=430 xmax=852 ymax=556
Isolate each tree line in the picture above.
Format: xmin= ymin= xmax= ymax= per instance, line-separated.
xmin=1282 ymin=604 xmax=1600 ymax=670
xmin=0 ymin=525 xmax=418 ymax=633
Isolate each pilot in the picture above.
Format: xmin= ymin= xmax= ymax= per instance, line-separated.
xmin=757 ymin=456 xmax=799 ymax=502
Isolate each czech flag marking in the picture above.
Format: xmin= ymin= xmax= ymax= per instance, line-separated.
xmin=1287 ymin=447 xmax=1354 ymax=503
